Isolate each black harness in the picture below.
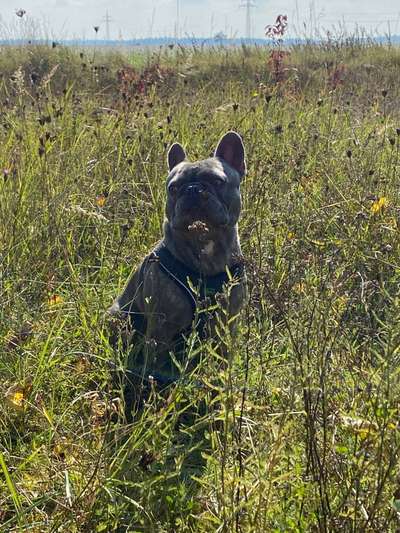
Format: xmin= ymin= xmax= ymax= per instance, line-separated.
xmin=124 ymin=243 xmax=245 ymax=390
xmin=153 ymin=242 xmax=244 ymax=329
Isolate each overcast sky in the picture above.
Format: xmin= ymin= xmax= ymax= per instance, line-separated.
xmin=1 ymin=0 xmax=399 ymax=40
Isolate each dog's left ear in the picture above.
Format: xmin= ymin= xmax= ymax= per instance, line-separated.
xmin=214 ymin=131 xmax=246 ymax=178
xmin=168 ymin=143 xmax=186 ymax=172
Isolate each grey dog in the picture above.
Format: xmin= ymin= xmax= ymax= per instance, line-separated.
xmin=108 ymin=131 xmax=246 ymax=409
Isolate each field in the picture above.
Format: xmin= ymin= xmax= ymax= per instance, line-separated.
xmin=1 ymin=40 xmax=400 ymax=531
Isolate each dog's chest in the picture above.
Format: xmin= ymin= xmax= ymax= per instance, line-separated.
xmin=201 ymin=240 xmax=215 ymax=257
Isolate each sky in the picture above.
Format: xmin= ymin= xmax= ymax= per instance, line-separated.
xmin=0 ymin=0 xmax=399 ymax=40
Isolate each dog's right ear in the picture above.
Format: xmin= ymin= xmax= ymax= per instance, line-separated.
xmin=167 ymin=143 xmax=186 ymax=171
xmin=214 ymin=131 xmax=246 ymax=178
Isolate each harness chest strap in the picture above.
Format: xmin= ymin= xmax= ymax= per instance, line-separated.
xmin=153 ymin=243 xmax=244 ymax=316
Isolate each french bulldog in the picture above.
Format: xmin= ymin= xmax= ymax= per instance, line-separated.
xmin=108 ymin=131 xmax=246 ymax=410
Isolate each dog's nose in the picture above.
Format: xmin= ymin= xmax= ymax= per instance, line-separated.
xmin=185 ymin=183 xmax=204 ymax=196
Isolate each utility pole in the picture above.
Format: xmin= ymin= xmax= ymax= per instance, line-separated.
xmin=175 ymin=0 xmax=180 ymax=40
xmin=102 ymin=11 xmax=114 ymax=41
xmin=240 ymin=0 xmax=256 ymax=39
xmin=149 ymin=6 xmax=156 ymax=39
xmin=210 ymin=12 xmax=215 ymax=38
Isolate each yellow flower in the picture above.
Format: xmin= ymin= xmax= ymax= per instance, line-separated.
xmin=293 ymin=282 xmax=305 ymax=294
xmin=10 ymin=391 xmax=24 ymax=407
xmin=96 ymin=194 xmax=106 ymax=207
xmin=371 ymin=197 xmax=389 ymax=214
xmin=48 ymin=294 xmax=63 ymax=306
xmin=5 ymin=383 xmax=30 ymax=411
xmin=287 ymin=231 xmax=295 ymax=240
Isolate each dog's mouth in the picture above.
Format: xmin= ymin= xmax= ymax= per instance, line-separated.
xmin=171 ymin=205 xmax=229 ymax=230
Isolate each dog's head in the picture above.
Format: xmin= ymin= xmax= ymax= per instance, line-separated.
xmin=165 ymin=131 xmax=246 ymax=233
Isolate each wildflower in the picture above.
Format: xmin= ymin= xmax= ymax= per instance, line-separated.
xmin=265 ymin=15 xmax=288 ymax=39
xmin=293 ymin=282 xmax=305 ymax=294
xmin=48 ymin=294 xmax=63 ymax=306
xmin=287 ymin=231 xmax=295 ymax=240
xmin=96 ymin=194 xmax=107 ymax=207
xmin=5 ymin=383 xmax=31 ymax=411
xmin=371 ymin=197 xmax=389 ymax=214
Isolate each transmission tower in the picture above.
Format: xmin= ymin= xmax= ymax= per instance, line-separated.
xmin=240 ymin=0 xmax=256 ymax=39
xmin=102 ymin=11 xmax=114 ymax=41
xmin=175 ymin=0 xmax=180 ymax=40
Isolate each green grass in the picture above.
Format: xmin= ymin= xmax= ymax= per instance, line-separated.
xmin=1 ymin=41 xmax=400 ymax=531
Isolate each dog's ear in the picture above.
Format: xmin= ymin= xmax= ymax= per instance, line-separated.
xmin=214 ymin=131 xmax=246 ymax=178
xmin=167 ymin=143 xmax=186 ymax=171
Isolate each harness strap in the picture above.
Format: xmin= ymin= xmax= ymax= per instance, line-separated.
xmin=153 ymin=242 xmax=244 ymax=316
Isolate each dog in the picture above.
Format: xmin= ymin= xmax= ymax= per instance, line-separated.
xmin=108 ymin=131 xmax=246 ymax=413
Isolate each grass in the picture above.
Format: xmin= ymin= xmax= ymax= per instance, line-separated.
xmin=1 ymin=39 xmax=400 ymax=531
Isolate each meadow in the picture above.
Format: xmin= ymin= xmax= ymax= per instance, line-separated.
xmin=1 ymin=39 xmax=400 ymax=531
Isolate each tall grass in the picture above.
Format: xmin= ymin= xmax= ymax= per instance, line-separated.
xmin=1 ymin=41 xmax=400 ymax=531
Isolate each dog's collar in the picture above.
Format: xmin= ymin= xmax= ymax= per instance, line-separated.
xmin=152 ymin=242 xmax=244 ymax=314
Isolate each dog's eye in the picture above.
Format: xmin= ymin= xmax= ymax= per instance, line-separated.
xmin=215 ymin=178 xmax=225 ymax=186
xmin=168 ymin=183 xmax=178 ymax=195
